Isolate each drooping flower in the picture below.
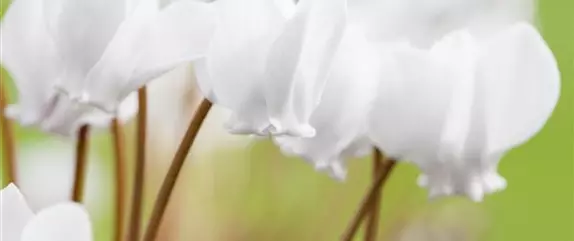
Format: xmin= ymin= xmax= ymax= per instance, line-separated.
xmin=195 ymin=0 xmax=347 ymax=137
xmin=0 ymin=183 xmax=93 ymax=241
xmin=63 ymin=0 xmax=218 ymax=113
xmin=368 ymin=22 xmax=560 ymax=201
xmin=273 ymin=24 xmax=383 ymax=180
xmin=0 ymin=0 xmax=137 ymax=135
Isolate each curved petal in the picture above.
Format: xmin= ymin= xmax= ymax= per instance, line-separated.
xmin=203 ymin=0 xmax=286 ymax=134
xmin=264 ymin=0 xmax=347 ymax=137
xmin=21 ymin=203 xmax=93 ymax=241
xmin=273 ymin=26 xmax=378 ymax=180
xmin=1 ymin=183 xmax=34 ymax=241
xmin=51 ymin=0 xmax=126 ymax=96
xmin=369 ymin=30 xmax=479 ymax=188
xmin=83 ymin=0 xmax=215 ymax=112
xmin=480 ymin=22 xmax=560 ymax=153
xmin=0 ymin=0 xmax=63 ymax=126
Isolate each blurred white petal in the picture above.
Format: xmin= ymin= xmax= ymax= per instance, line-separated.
xmin=0 ymin=0 xmax=63 ymax=126
xmin=200 ymin=0 xmax=286 ymax=135
xmin=480 ymin=22 xmax=560 ymax=154
xmin=264 ymin=0 xmax=347 ymax=137
xmin=0 ymin=184 xmax=34 ymax=241
xmin=21 ymin=203 xmax=92 ymax=241
xmin=273 ymin=26 xmax=378 ymax=179
xmin=83 ymin=0 xmax=216 ymax=112
xmin=51 ymin=0 xmax=126 ymax=95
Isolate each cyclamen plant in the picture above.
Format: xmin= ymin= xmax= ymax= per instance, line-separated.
xmin=0 ymin=0 xmax=560 ymax=241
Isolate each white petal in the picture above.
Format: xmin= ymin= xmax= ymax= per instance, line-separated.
xmin=1 ymin=183 xmax=34 ymax=241
xmin=204 ymin=0 xmax=285 ymax=108
xmin=264 ymin=0 xmax=347 ymax=137
xmin=0 ymin=0 xmax=63 ymax=126
xmin=51 ymin=0 xmax=127 ymax=95
xmin=203 ymin=0 xmax=286 ymax=133
xmin=273 ymin=26 xmax=377 ymax=179
xmin=480 ymin=22 xmax=560 ymax=153
xmin=83 ymin=0 xmax=215 ymax=112
xmin=71 ymin=0 xmax=158 ymax=111
xmin=21 ymin=203 xmax=93 ymax=241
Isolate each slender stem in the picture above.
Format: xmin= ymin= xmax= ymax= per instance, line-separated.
xmin=365 ymin=149 xmax=384 ymax=241
xmin=143 ymin=99 xmax=212 ymax=241
xmin=111 ymin=119 xmax=126 ymax=241
xmin=127 ymin=87 xmax=148 ymax=241
xmin=72 ymin=125 xmax=90 ymax=202
xmin=341 ymin=159 xmax=396 ymax=241
xmin=0 ymin=82 xmax=16 ymax=184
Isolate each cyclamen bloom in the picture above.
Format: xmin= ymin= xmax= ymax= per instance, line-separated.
xmin=63 ymin=0 xmax=217 ymax=113
xmin=1 ymin=184 xmax=92 ymax=241
xmin=369 ymin=23 xmax=559 ymax=201
xmin=195 ymin=0 xmax=347 ymax=137
xmin=274 ymin=21 xmax=559 ymax=201
xmin=1 ymin=0 xmax=137 ymax=135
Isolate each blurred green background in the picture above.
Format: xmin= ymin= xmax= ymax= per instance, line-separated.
xmin=1 ymin=0 xmax=572 ymax=240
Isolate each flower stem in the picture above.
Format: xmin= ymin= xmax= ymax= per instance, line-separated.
xmin=0 ymin=82 xmax=16 ymax=185
xmin=341 ymin=158 xmax=396 ymax=241
xmin=111 ymin=119 xmax=126 ymax=241
xmin=127 ymin=87 xmax=148 ymax=241
xmin=143 ymin=99 xmax=212 ymax=241
xmin=365 ymin=149 xmax=384 ymax=241
xmin=72 ymin=125 xmax=90 ymax=202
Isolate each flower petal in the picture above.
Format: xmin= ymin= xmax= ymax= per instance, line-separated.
xmin=0 ymin=0 xmax=63 ymax=126
xmin=202 ymin=0 xmax=286 ymax=134
xmin=273 ymin=26 xmax=378 ymax=180
xmin=264 ymin=0 xmax=347 ymax=137
xmin=480 ymin=22 xmax=560 ymax=153
xmin=1 ymin=183 xmax=35 ymax=241
xmin=51 ymin=0 xmax=127 ymax=95
xmin=21 ymin=202 xmax=93 ymax=241
xmin=83 ymin=0 xmax=215 ymax=112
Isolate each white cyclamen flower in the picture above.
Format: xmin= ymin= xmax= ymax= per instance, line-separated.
xmin=0 ymin=0 xmax=137 ymax=136
xmin=273 ymin=24 xmax=382 ymax=180
xmin=368 ymin=22 xmax=560 ymax=201
xmin=61 ymin=0 xmax=217 ymax=113
xmin=273 ymin=20 xmax=559 ymax=202
xmin=0 ymin=184 xmax=92 ymax=241
xmin=195 ymin=0 xmax=347 ymax=137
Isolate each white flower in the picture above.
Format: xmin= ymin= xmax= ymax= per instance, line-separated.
xmin=64 ymin=0 xmax=217 ymax=113
xmin=272 ymin=24 xmax=381 ymax=180
xmin=368 ymin=22 xmax=560 ymax=201
xmin=272 ymin=19 xmax=559 ymax=202
xmin=195 ymin=0 xmax=347 ymax=137
xmin=0 ymin=184 xmax=93 ymax=241
xmin=0 ymin=0 xmax=137 ymax=136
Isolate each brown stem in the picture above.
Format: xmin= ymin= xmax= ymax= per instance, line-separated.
xmin=142 ymin=99 xmax=212 ymax=241
xmin=0 ymin=82 xmax=16 ymax=184
xmin=127 ymin=87 xmax=148 ymax=241
xmin=72 ymin=125 xmax=90 ymax=202
xmin=341 ymin=158 xmax=396 ymax=241
xmin=111 ymin=119 xmax=126 ymax=241
xmin=365 ymin=149 xmax=384 ymax=241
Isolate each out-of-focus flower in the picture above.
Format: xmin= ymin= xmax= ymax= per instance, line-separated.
xmin=273 ymin=24 xmax=381 ymax=180
xmin=273 ymin=0 xmax=558 ymax=202
xmin=195 ymin=0 xmax=347 ymax=137
xmin=69 ymin=0 xmax=217 ymax=113
xmin=368 ymin=22 xmax=560 ymax=201
xmin=0 ymin=0 xmax=137 ymax=136
xmin=0 ymin=184 xmax=93 ymax=241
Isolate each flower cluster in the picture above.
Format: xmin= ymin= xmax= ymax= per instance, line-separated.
xmin=1 ymin=0 xmax=560 ymax=204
